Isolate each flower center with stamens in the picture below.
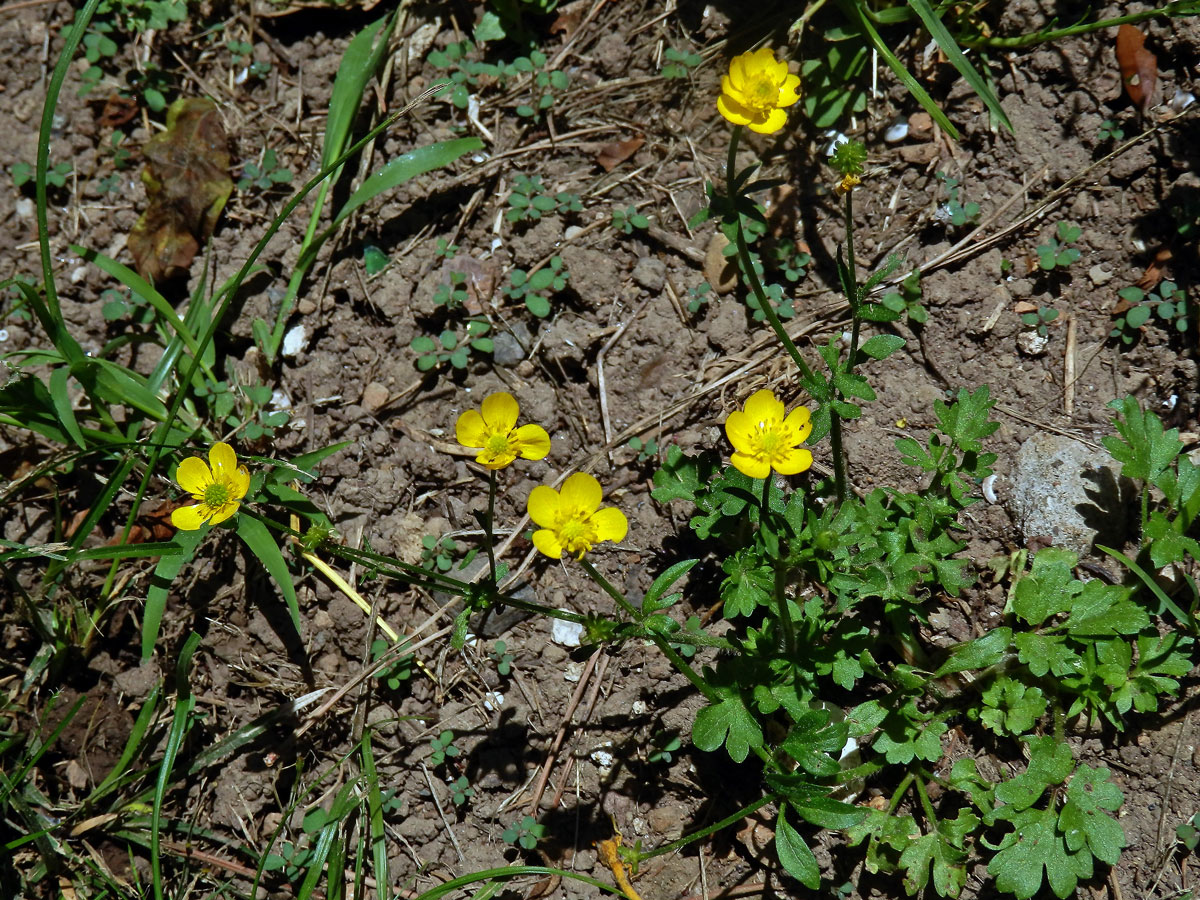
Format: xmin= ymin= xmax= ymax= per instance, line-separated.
xmin=485 ymin=433 xmax=512 ymax=456
xmin=745 ymin=72 xmax=778 ymax=112
xmin=203 ymin=483 xmax=231 ymax=508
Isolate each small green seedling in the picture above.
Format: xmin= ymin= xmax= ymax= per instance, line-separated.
xmin=647 ymin=731 xmax=683 ymax=764
xmin=662 ymin=47 xmax=702 ymax=79
xmin=612 ymin=205 xmax=649 ymax=234
xmin=975 ymin=677 xmax=1047 ymax=737
xmin=370 ymin=638 xmax=415 ymax=690
xmin=238 ymin=148 xmax=293 ymax=191
xmin=505 ymin=256 xmax=569 ymax=318
xmin=13 ymin=161 xmax=71 ymax=189
xmin=507 ymin=174 xmax=581 ymax=223
xmin=628 ymin=436 xmax=659 ymax=462
xmin=362 ymin=245 xmax=390 ymax=276
xmin=1037 ymin=222 xmax=1082 ymax=271
xmin=435 ymin=238 xmax=459 ymax=260
xmin=433 ymin=272 xmax=470 ymax=309
xmin=769 ymin=241 xmax=811 ymax=283
xmin=1020 ymin=305 xmax=1059 ymax=338
xmin=490 ymin=640 xmax=514 ymax=675
xmin=935 ymin=171 xmax=981 ymax=227
xmin=879 ymin=268 xmax=927 ymax=325
xmin=745 ymin=280 xmax=796 ymax=323
xmin=1112 ymin=281 xmax=1189 ymax=344
xmin=420 ymin=534 xmax=461 ymax=572
xmin=228 ymin=40 xmax=271 ymax=79
xmin=449 ymin=775 xmax=474 ymax=806
xmin=687 ymin=281 xmax=713 ymax=315
xmin=503 ymin=815 xmax=546 ymax=850
xmin=430 ymin=730 xmax=459 ymax=767
xmin=516 ymin=51 xmax=569 ymax=118
xmin=78 ymin=22 xmax=118 ymax=96
xmin=1098 ymin=118 xmax=1125 ymax=142
xmin=100 ymin=287 xmax=153 ymax=323
xmin=1178 ymin=812 xmax=1200 ymax=852
xmin=411 ymin=320 xmax=493 ymax=370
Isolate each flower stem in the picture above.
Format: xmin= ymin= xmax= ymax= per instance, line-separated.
xmin=631 ymin=793 xmax=776 ymax=863
xmin=829 ymin=186 xmax=862 ymax=506
xmin=579 ymin=557 xmax=718 ymax=704
xmin=726 ymin=126 xmax=814 ymax=384
xmin=484 ymin=469 xmax=499 ymax=585
xmin=760 ymin=475 xmax=796 ymax=659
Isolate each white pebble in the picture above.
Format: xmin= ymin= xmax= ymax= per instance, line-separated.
xmin=281 ymin=324 xmax=307 ymax=357
xmin=1172 ymin=89 xmax=1196 ymax=112
xmin=631 ymin=700 xmax=647 ymax=715
xmin=483 ymin=691 xmax=504 ymax=712
xmin=551 ymin=616 xmax=584 ymax=647
xmin=883 ymin=121 xmax=909 ymax=142
xmin=824 ymin=130 xmax=849 ymax=156
xmin=70 ymin=266 xmax=87 ymax=284
xmin=1088 ymin=264 xmax=1114 ymax=286
xmin=1164 ymin=394 xmax=1179 ymax=411
xmin=590 ymin=742 xmax=615 ymax=770
xmin=563 ymin=661 xmax=583 ymax=683
xmin=15 ymin=198 xmax=33 ymax=218
xmin=981 ymin=474 xmax=998 ymax=504
xmin=0 ymin=328 xmax=8 ymax=342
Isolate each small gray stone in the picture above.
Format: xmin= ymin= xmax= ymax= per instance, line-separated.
xmin=1006 ymin=433 xmax=1130 ymax=557
xmin=631 ymin=257 xmax=666 ymax=292
xmin=492 ymin=331 xmax=526 ymax=365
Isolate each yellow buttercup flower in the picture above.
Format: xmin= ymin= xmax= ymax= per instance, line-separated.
xmin=171 ymin=442 xmax=250 ymax=530
xmin=527 ymin=472 xmax=628 ymax=560
xmin=717 ymin=47 xmax=801 ymax=135
xmin=724 ymin=389 xmax=813 ymax=479
xmin=456 ymin=392 xmax=551 ymax=470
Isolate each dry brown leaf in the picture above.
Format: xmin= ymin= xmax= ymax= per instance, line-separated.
xmin=595 ymin=135 xmax=644 ymax=172
xmin=98 ymin=93 xmax=138 ymax=128
xmin=1116 ymin=25 xmax=1157 ymax=112
xmin=128 ymin=97 xmax=232 ymax=283
xmin=1135 ymin=247 xmax=1173 ymax=291
xmin=549 ymin=0 xmax=590 ymax=36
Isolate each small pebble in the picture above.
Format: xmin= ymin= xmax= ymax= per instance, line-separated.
xmin=281 ymin=324 xmax=307 ymax=357
xmin=70 ymin=266 xmax=87 ymax=284
xmin=824 ymin=130 xmax=849 ymax=156
xmin=1172 ymin=89 xmax=1196 ymax=112
xmin=590 ymin=742 xmax=615 ymax=771
xmin=563 ymin=661 xmax=583 ymax=683
xmin=563 ymin=225 xmax=584 ymax=241
xmin=483 ymin=691 xmax=504 ymax=712
xmin=491 ymin=331 xmax=525 ymax=366
xmin=297 ymin=298 xmax=317 ymax=315
xmin=551 ymin=616 xmax=584 ymax=647
xmin=15 ymin=198 xmax=33 ymax=218
xmin=1088 ymin=264 xmax=1114 ymax=286
xmin=361 ymin=381 xmax=389 ymax=412
xmin=883 ymin=121 xmax=909 ymax=143
xmin=1016 ymin=329 xmax=1049 ymax=356
xmin=631 ymin=256 xmax=666 ymax=292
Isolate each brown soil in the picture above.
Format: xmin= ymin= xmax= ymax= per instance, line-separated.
xmin=3 ymin=1 xmax=1200 ymax=899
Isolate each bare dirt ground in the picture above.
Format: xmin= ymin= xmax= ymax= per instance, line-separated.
xmin=3 ymin=1 xmax=1200 ymax=898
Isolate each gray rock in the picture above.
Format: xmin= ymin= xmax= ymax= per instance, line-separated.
xmin=1006 ymin=433 xmax=1130 ymax=557
xmin=631 ymin=256 xmax=666 ymax=292
xmin=492 ymin=331 xmax=526 ymax=366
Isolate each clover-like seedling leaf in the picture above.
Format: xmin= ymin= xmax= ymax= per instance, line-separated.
xmin=979 ymin=677 xmax=1047 ymax=736
xmin=720 ymin=550 xmax=773 ymax=617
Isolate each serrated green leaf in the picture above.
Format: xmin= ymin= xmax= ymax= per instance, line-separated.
xmin=1102 ymin=395 xmax=1182 ymax=485
xmin=720 ymin=550 xmax=773 ymax=617
xmin=691 ymin=694 xmax=763 ymax=763
xmin=1060 ymin=765 xmax=1125 ymax=864
xmin=935 ymin=627 xmax=1011 ymax=676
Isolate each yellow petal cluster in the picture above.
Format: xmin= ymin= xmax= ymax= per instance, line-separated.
xmin=171 ymin=442 xmax=250 ymax=530
xmin=717 ymin=47 xmax=801 ymax=135
xmin=724 ymin=389 xmax=813 ymax=479
xmin=527 ymin=473 xmax=628 ymax=560
xmin=456 ymin=392 xmax=551 ymax=470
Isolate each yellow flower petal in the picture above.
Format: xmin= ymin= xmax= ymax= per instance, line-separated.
xmin=209 ymin=442 xmax=238 ymax=483
xmin=591 ymin=507 xmax=628 ymax=544
xmin=230 ymin=464 xmax=251 ymax=500
xmin=784 ymin=406 xmax=813 ymax=442
xmin=773 ymin=448 xmax=813 ymax=475
xmin=717 ymin=93 xmax=753 ymax=127
xmin=206 ymin=500 xmax=241 ymax=526
xmin=481 ymin=391 xmax=520 ymax=433
xmin=778 ymin=73 xmax=802 ymax=107
xmin=456 ymin=409 xmax=488 ymax=448
xmin=527 ymin=484 xmax=563 ymax=528
xmin=532 ymin=529 xmax=564 ymax=559
xmin=175 ymin=456 xmax=212 ymax=496
xmin=728 ymin=54 xmax=749 ymax=90
xmin=723 ymin=410 xmax=755 ymax=455
xmin=559 ymin=472 xmax=602 ymax=514
xmin=514 ymin=423 xmax=551 ymax=460
xmin=171 ymin=504 xmax=209 ymax=531
xmin=748 ymin=108 xmax=788 ymax=135
xmin=730 ymin=452 xmax=771 ymax=480
xmin=743 ymin=389 xmax=785 ymax=424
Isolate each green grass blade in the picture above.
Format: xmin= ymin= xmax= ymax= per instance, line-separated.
xmin=906 ymin=0 xmax=1012 ymax=132
xmin=142 ymin=528 xmax=204 ymax=660
xmin=360 ymin=733 xmax=388 ymax=900
xmin=6 ymin=279 xmax=84 ymax=365
xmin=0 ymin=694 xmax=86 ymax=806
xmin=82 ymin=359 xmax=169 ymax=422
xmin=151 ymin=633 xmax=200 ymax=900
xmin=47 ymin=366 xmax=86 ymax=449
xmin=1097 ymin=544 xmax=1196 ymax=629
xmin=35 ymin=0 xmax=101 ymax=344
xmin=324 ymin=12 xmax=397 ymax=171
xmin=76 ymin=542 xmax=187 ymax=561
xmin=237 ymin=514 xmax=301 ymax=636
xmin=835 ymin=0 xmax=958 ymax=139
xmin=333 ymin=137 xmax=485 ymax=227
xmin=90 ymin=684 xmax=162 ymax=802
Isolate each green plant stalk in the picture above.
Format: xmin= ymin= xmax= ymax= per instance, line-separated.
xmin=761 ymin=474 xmax=796 ymax=659
xmin=914 ymin=772 xmax=941 ymax=831
xmin=484 ymin=469 xmax=499 ymax=584
xmin=580 ymin=558 xmax=719 ymax=704
xmin=958 ymin=3 xmax=1196 ymax=49
xmin=631 ymin=793 xmax=776 ymax=864
xmin=727 ymin=126 xmax=815 ymax=384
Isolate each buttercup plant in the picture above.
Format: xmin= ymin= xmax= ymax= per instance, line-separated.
xmin=171 ymin=441 xmax=250 ymax=530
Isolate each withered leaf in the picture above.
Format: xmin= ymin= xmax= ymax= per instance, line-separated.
xmin=1116 ymin=25 xmax=1157 ymax=112
xmin=595 ymin=135 xmax=644 ymax=172
xmin=1135 ymin=247 xmax=1172 ymax=291
xmin=128 ymin=97 xmax=232 ymax=283
xmin=98 ymin=93 xmax=138 ymax=128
